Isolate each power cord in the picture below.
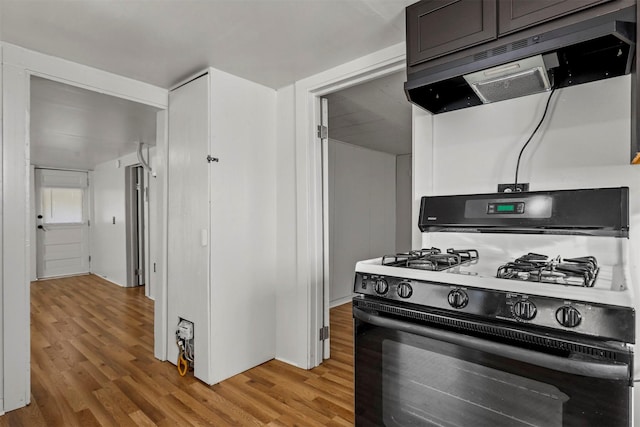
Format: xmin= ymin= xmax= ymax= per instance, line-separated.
xmin=514 ymin=88 xmax=557 ymax=187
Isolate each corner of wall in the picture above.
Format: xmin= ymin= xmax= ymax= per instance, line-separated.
xmin=274 ymin=83 xmax=305 ymax=365
xmin=411 ymin=105 xmax=433 ymax=249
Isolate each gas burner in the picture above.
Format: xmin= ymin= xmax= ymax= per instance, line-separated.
xmin=497 ymin=253 xmax=599 ymax=287
xmin=381 ymin=247 xmax=440 ymax=267
xmin=382 ymin=247 xmax=479 ymax=271
xmin=447 ymin=248 xmax=479 ymax=262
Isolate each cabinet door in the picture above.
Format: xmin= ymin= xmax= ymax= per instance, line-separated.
xmin=407 ymin=0 xmax=497 ymax=67
xmin=498 ymin=0 xmax=612 ymax=35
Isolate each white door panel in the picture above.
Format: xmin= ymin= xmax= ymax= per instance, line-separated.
xmin=35 ymin=169 xmax=90 ymax=279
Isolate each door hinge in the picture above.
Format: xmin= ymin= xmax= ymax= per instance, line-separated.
xmin=319 ymin=325 xmax=329 ymax=341
xmin=207 ymin=155 xmax=219 ymax=163
xmin=317 ymin=125 xmax=328 ymax=139
xmin=87 ymin=220 xmax=90 ymax=226
xmin=88 ymin=255 xmax=91 ymax=262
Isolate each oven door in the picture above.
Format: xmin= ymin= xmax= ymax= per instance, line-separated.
xmin=354 ymin=303 xmax=632 ymax=427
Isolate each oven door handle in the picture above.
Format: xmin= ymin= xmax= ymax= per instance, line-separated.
xmin=353 ymin=307 xmax=630 ymax=381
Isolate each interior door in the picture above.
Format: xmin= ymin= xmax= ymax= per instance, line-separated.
xmin=35 ymin=169 xmax=90 ymax=279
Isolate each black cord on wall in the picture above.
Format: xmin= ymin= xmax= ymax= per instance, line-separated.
xmin=514 ymin=88 xmax=557 ymax=187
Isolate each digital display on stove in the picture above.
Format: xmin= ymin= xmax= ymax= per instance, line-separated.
xmin=487 ymin=202 xmax=525 ymax=214
xmin=497 ymin=204 xmax=515 ymax=212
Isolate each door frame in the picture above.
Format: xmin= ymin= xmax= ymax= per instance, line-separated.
xmin=1 ymin=42 xmax=169 ymax=412
xmin=125 ymin=164 xmax=146 ymax=288
xmin=294 ymin=42 xmax=406 ymax=367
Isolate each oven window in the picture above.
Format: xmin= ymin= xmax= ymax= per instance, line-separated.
xmin=355 ymin=319 xmax=630 ymax=427
xmin=383 ymin=340 xmax=568 ymax=426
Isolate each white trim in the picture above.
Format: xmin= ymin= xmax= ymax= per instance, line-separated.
xmin=2 ymin=59 xmax=31 ymax=411
xmin=3 ymin=43 xmax=167 ymax=109
xmin=1 ymin=42 xmax=169 ymax=411
xmin=320 ymin=98 xmax=330 ymax=360
xmin=293 ymin=42 xmax=406 ymax=368
xmin=0 ymin=42 xmax=5 ymax=415
xmin=329 ymin=295 xmax=354 ymax=309
xmin=155 ymin=110 xmax=169 ymax=362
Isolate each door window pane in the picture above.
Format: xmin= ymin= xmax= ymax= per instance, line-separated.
xmin=42 ymin=188 xmax=83 ymax=224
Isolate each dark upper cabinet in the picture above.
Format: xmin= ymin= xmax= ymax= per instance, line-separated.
xmin=406 ymin=0 xmax=622 ymax=72
xmin=498 ymin=0 xmax=613 ymax=35
xmin=406 ymin=0 xmax=497 ymax=67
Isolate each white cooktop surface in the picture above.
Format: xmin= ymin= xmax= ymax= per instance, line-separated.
xmin=355 ymin=253 xmax=633 ymax=308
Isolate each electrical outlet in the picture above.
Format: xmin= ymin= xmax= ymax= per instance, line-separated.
xmin=177 ymin=319 xmax=194 ymax=340
xmin=497 ymin=183 xmax=529 ymax=193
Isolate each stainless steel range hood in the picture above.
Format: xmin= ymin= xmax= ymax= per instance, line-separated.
xmin=405 ymin=7 xmax=636 ymax=114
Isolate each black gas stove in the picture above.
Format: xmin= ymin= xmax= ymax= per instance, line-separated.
xmin=353 ymin=187 xmax=634 ymax=427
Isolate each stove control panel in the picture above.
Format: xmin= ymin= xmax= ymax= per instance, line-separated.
xmin=353 ymin=272 xmax=635 ymax=342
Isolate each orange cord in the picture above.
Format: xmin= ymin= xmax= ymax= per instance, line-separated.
xmin=177 ymin=350 xmax=188 ymax=376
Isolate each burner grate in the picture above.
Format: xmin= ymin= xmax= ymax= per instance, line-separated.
xmin=381 ymin=247 xmax=441 ymax=267
xmin=407 ymin=253 xmax=461 ymax=271
xmin=382 ymin=247 xmax=479 ymax=271
xmin=497 ymin=253 xmax=599 ymax=287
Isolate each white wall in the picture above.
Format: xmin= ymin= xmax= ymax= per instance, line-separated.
xmin=328 ymin=139 xmax=396 ymax=306
xmin=90 ymin=151 xmax=139 ymax=287
xmin=396 ymin=154 xmax=412 ymax=252
xmin=208 ymin=68 xmax=278 ymax=384
xmin=429 ymin=77 xmax=632 ymax=196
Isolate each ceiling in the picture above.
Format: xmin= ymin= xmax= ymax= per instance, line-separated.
xmin=326 ymin=71 xmax=411 ymax=155
xmin=6 ymin=1 xmax=415 ymax=170
xmin=30 ymin=76 xmax=160 ymax=170
xmin=1 ymin=0 xmax=413 ymax=90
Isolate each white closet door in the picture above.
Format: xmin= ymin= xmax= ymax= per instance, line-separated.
xmin=167 ymin=74 xmax=212 ymax=383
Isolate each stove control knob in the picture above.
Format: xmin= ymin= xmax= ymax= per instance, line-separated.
xmin=556 ymin=306 xmax=582 ymax=328
xmin=397 ymin=282 xmax=413 ymax=299
xmin=374 ymin=279 xmax=389 ymax=295
xmin=512 ymin=300 xmax=537 ymax=321
xmin=448 ymin=289 xmax=468 ymax=309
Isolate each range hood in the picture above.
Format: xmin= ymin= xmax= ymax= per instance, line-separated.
xmin=405 ymin=7 xmax=636 ymax=114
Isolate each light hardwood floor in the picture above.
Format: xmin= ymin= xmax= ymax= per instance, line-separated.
xmin=0 ymin=274 xmax=354 ymax=426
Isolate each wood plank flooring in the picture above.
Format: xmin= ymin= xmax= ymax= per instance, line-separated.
xmin=0 ymin=274 xmax=354 ymax=426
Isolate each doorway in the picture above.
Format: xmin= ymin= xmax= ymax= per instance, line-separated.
xmin=2 ymin=45 xmax=169 ymax=411
xmin=126 ymin=165 xmax=146 ymax=288
xmin=323 ymin=70 xmax=412 ymax=309
xmin=290 ymin=44 xmax=407 ymax=368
